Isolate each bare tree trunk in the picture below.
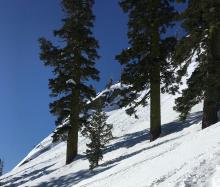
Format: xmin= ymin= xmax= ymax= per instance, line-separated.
xmin=66 ymin=88 xmax=80 ymax=164
xmin=202 ymin=26 xmax=220 ymax=129
xmin=66 ymin=64 xmax=80 ymax=164
xmin=150 ymin=63 xmax=161 ymax=141
xmin=202 ymin=92 xmax=218 ymax=129
xmin=150 ymin=1 xmax=161 ymax=141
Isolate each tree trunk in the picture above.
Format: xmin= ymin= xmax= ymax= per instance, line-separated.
xmin=66 ymin=88 xmax=80 ymax=164
xmin=66 ymin=123 xmax=78 ymax=164
xmin=150 ymin=1 xmax=161 ymax=141
xmin=66 ymin=65 xmax=81 ymax=165
xmin=202 ymin=94 xmax=218 ymax=129
xmin=150 ymin=64 xmax=161 ymax=141
xmin=202 ymin=26 xmax=220 ymax=129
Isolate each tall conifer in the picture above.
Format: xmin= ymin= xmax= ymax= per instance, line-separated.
xmin=39 ymin=0 xmax=100 ymax=164
xmin=174 ymin=0 xmax=220 ymax=128
xmin=116 ymin=0 xmax=177 ymax=141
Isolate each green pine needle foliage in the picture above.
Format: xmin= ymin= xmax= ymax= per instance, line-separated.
xmin=85 ymin=102 xmax=113 ymax=170
xmin=174 ymin=0 xmax=220 ymax=119
xmin=116 ymin=0 xmax=178 ymax=116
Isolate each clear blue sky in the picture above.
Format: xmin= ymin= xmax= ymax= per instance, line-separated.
xmin=0 ymin=0 xmax=128 ymax=172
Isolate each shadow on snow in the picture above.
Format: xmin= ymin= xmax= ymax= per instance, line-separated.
xmin=0 ymin=164 xmax=56 ymax=187
xmin=34 ymin=165 xmax=115 ymax=187
xmin=2 ymin=111 xmax=202 ymax=187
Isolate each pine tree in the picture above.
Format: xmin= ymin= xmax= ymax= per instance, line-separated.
xmin=0 ymin=159 xmax=3 ymax=176
xmin=85 ymin=100 xmax=113 ymax=169
xmin=39 ymin=0 xmax=100 ymax=164
xmin=116 ymin=0 xmax=177 ymax=141
xmin=174 ymin=0 xmax=220 ymax=128
xmin=106 ymin=78 xmax=113 ymax=89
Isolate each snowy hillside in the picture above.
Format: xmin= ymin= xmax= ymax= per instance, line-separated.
xmin=1 ymin=81 xmax=220 ymax=187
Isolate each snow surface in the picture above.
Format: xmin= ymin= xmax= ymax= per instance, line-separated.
xmin=1 ymin=65 xmax=220 ymax=186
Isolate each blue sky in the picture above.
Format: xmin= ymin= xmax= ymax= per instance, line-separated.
xmin=0 ymin=0 xmax=128 ymax=172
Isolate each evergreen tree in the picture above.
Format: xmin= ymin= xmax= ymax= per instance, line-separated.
xmin=116 ymin=0 xmax=177 ymax=141
xmin=39 ymin=0 xmax=100 ymax=164
xmin=106 ymin=78 xmax=114 ymax=89
xmin=85 ymin=100 xmax=113 ymax=169
xmin=0 ymin=159 xmax=3 ymax=176
xmin=174 ymin=0 xmax=220 ymax=128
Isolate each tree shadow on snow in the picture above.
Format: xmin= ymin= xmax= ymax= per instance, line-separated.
xmin=101 ymin=111 xmax=202 ymax=167
xmin=161 ymin=111 xmax=202 ymax=136
xmin=100 ymin=135 xmax=184 ymax=168
xmin=0 ymin=164 xmax=56 ymax=187
xmin=105 ymin=129 xmax=150 ymax=153
xmin=3 ymin=111 xmax=202 ymax=187
xmin=0 ymin=153 xmax=86 ymax=186
xmin=35 ymin=165 xmax=115 ymax=187
xmin=105 ymin=111 xmax=202 ymax=155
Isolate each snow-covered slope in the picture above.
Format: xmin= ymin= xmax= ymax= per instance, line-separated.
xmin=1 ymin=81 xmax=220 ymax=187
